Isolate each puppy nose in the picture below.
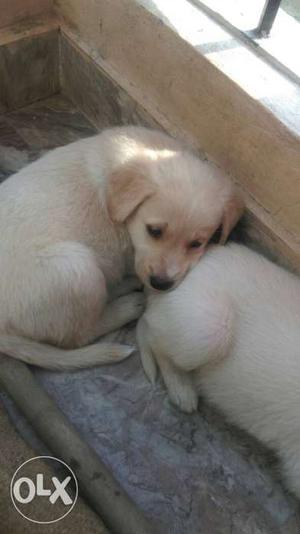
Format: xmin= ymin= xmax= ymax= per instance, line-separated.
xmin=149 ymin=276 xmax=174 ymax=291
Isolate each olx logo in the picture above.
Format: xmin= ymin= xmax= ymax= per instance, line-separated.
xmin=10 ymin=456 xmax=78 ymax=524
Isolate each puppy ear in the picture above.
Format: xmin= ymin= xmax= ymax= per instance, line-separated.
xmin=219 ymin=188 xmax=244 ymax=245
xmin=106 ymin=164 xmax=155 ymax=223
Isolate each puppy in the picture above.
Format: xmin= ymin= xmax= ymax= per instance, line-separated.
xmin=137 ymin=243 xmax=300 ymax=499
xmin=0 ymin=126 xmax=242 ymax=369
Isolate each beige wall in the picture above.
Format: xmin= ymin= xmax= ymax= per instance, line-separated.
xmin=0 ymin=0 xmax=53 ymax=29
xmin=54 ymin=0 xmax=300 ymax=268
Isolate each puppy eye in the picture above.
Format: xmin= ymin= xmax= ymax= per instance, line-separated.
xmin=189 ymin=240 xmax=202 ymax=249
xmin=146 ymin=225 xmax=163 ymax=239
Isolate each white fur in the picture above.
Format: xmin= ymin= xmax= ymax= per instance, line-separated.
xmin=137 ymin=243 xmax=300 ymax=498
xmin=0 ymin=126 xmax=240 ymax=369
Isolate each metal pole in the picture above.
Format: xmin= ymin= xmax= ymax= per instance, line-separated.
xmin=256 ymin=0 xmax=282 ymax=37
xmin=0 ymin=354 xmax=154 ymax=534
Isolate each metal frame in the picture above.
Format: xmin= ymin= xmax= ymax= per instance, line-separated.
xmin=255 ymin=0 xmax=283 ymax=37
xmin=190 ymin=0 xmax=284 ymax=38
xmin=189 ymin=0 xmax=299 ymax=85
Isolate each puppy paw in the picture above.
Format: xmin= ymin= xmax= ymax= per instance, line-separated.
xmin=140 ymin=348 xmax=158 ymax=384
xmin=114 ymin=292 xmax=145 ymax=322
xmin=168 ymin=384 xmax=198 ymax=414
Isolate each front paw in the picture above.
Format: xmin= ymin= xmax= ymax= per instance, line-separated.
xmin=168 ymin=383 xmax=198 ymax=414
xmin=115 ymin=292 xmax=145 ymax=321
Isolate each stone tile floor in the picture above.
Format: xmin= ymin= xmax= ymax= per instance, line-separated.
xmin=0 ymin=94 xmax=96 ymax=182
xmin=0 ymin=94 xmax=300 ymax=534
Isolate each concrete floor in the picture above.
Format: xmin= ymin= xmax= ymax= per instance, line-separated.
xmin=0 ymin=94 xmax=300 ymax=533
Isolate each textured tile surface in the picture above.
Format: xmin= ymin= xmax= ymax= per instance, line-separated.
xmin=0 ymin=31 xmax=59 ymax=113
xmin=0 ymin=95 xmax=96 ymax=181
xmin=3 ymin=330 xmax=300 ymax=534
xmin=0 ymin=95 xmax=299 ymax=533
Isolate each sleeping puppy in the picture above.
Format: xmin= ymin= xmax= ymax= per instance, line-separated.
xmin=137 ymin=243 xmax=300 ymax=499
xmin=0 ymin=126 xmax=242 ymax=370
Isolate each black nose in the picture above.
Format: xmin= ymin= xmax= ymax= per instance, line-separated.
xmin=149 ymin=276 xmax=174 ymax=291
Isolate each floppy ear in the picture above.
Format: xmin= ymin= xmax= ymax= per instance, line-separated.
xmin=219 ymin=189 xmax=244 ymax=245
xmin=106 ymin=164 xmax=155 ymax=223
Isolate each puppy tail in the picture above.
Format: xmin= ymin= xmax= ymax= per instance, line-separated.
xmin=0 ymin=335 xmax=134 ymax=370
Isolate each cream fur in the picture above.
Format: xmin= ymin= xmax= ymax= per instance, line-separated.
xmin=138 ymin=243 xmax=300 ymax=498
xmin=0 ymin=126 xmax=241 ymax=369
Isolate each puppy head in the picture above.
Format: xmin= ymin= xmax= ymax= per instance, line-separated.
xmin=107 ymin=152 xmax=243 ymax=291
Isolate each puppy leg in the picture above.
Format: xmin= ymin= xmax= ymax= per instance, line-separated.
xmin=137 ymin=293 xmax=234 ymax=412
xmin=158 ymin=297 xmax=233 ymax=413
xmin=137 ymin=318 xmax=158 ymax=384
xmin=137 ymin=318 xmax=198 ymax=413
xmin=158 ymin=355 xmax=198 ymax=414
xmin=102 ymin=277 xmax=144 ymax=338
xmin=94 ymin=292 xmax=145 ymax=337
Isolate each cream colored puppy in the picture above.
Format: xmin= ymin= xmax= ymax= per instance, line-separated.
xmin=0 ymin=126 xmax=242 ymax=369
xmin=137 ymin=243 xmax=300 ymax=498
